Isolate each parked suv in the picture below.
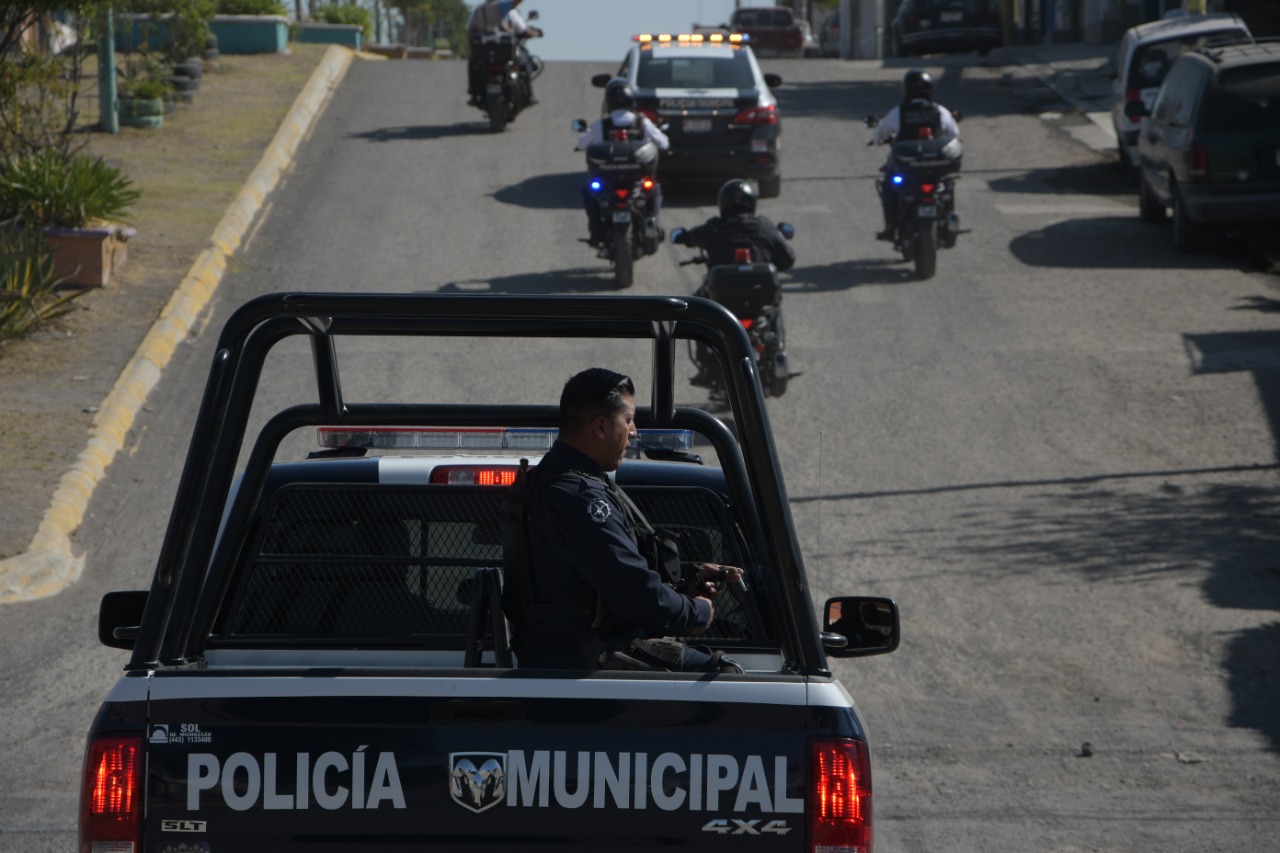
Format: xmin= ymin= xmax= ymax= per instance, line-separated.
xmin=1130 ymin=42 xmax=1280 ymax=251
xmin=1110 ymin=13 xmax=1251 ymax=176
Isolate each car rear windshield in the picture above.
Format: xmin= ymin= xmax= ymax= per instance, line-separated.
xmin=638 ymin=54 xmax=756 ymax=89
xmin=1204 ymin=63 xmax=1280 ymax=132
xmin=733 ymin=8 xmax=794 ymax=27
xmin=1130 ymin=29 xmax=1250 ymax=88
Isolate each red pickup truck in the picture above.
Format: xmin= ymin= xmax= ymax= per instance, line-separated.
xmin=730 ymin=6 xmax=805 ymax=58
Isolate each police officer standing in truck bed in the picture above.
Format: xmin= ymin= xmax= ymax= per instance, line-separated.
xmin=501 ymin=367 xmax=740 ymax=672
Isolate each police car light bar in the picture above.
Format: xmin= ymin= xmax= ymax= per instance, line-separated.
xmin=633 ymin=33 xmax=747 ymax=44
xmin=316 ymin=427 xmax=694 ymax=452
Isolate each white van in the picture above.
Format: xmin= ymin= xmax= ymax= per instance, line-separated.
xmin=1110 ymin=13 xmax=1251 ymax=175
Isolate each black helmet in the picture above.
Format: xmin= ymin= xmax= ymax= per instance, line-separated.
xmin=902 ymin=68 xmax=933 ymax=101
xmin=718 ymin=179 xmax=758 ymax=217
xmin=604 ymin=77 xmax=636 ymax=111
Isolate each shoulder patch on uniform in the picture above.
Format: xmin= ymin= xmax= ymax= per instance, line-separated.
xmin=587 ymin=498 xmax=612 ymax=523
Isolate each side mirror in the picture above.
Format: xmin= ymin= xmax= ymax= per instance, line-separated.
xmin=669 ymin=227 xmax=687 ymax=245
xmin=951 ymin=108 xmax=963 ymax=122
xmin=1124 ymin=99 xmax=1148 ymax=119
xmin=526 ymin=10 xmax=539 ymax=20
xmin=571 ymin=118 xmax=588 ymax=133
xmin=863 ymin=113 xmax=880 ymax=128
xmin=99 ymin=590 xmax=148 ymax=650
xmin=764 ymin=73 xmax=783 ymax=88
xmin=778 ymin=222 xmax=795 ymax=240
xmin=591 ymin=73 xmax=612 ymax=88
xmin=822 ymin=596 xmax=899 ymax=658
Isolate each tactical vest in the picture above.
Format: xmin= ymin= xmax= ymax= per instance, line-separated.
xmin=898 ymin=98 xmax=943 ymax=140
xmin=601 ymin=115 xmax=644 ymax=143
xmin=499 ymin=460 xmax=682 ymax=659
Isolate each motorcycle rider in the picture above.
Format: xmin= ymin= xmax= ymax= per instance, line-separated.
xmin=466 ymin=0 xmax=543 ymax=107
xmin=673 ymin=179 xmax=795 ymax=387
xmin=870 ymin=69 xmax=960 ymax=242
xmin=575 ymin=78 xmax=670 ymax=252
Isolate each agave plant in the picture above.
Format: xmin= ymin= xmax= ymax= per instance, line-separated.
xmin=0 ymin=149 xmax=140 ymax=230
xmin=0 ymin=219 xmax=85 ymax=344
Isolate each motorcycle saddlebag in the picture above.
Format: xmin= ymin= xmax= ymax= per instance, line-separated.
xmin=585 ymin=139 xmax=659 ymax=184
xmin=705 ymin=263 xmax=780 ymax=320
xmin=889 ymin=137 xmax=963 ymax=177
xmin=473 ymin=31 xmax=516 ymax=66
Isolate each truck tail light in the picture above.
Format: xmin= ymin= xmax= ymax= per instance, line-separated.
xmin=810 ymin=738 xmax=872 ymax=853
xmin=730 ymin=104 xmax=778 ymax=127
xmin=80 ymin=734 xmax=143 ymax=853
xmin=1125 ymin=87 xmax=1142 ymax=124
xmin=1187 ymin=142 xmax=1209 ymax=179
xmin=430 ymin=465 xmax=519 ymax=486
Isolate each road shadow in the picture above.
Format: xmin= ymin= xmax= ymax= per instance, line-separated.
xmin=1009 ymin=217 xmax=1258 ymax=271
xmin=491 ymin=172 xmax=583 ymax=210
xmin=347 ymin=123 xmax=485 ymax=142
xmin=784 ymin=258 xmax=918 ymax=292
xmin=989 ymin=161 xmax=1134 ymax=197
xmin=435 ymin=265 xmax=625 ymax=294
xmin=776 ymin=79 xmax=893 ymax=120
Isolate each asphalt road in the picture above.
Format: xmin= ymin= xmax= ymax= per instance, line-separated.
xmin=1 ymin=55 xmax=1278 ymax=851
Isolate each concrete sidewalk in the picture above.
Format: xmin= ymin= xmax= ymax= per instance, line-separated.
xmin=986 ymin=41 xmax=1119 ymax=155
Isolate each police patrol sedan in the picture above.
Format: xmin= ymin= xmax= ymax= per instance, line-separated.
xmin=592 ymin=34 xmax=784 ymax=198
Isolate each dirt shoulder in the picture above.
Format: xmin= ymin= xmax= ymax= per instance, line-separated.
xmin=0 ymin=43 xmax=331 ymax=561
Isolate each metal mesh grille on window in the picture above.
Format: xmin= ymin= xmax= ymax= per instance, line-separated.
xmin=228 ymin=486 xmax=504 ymax=640
xmin=226 ymin=483 xmax=762 ymax=643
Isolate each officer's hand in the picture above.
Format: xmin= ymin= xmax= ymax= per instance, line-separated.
xmin=697 ymin=563 xmax=743 ymax=592
xmin=689 ymin=596 xmax=715 ymax=634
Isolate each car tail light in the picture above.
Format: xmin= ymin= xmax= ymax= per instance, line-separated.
xmin=810 ymin=738 xmax=873 ymax=853
xmin=430 ymin=465 xmax=519 ymax=486
xmin=80 ymin=734 xmax=143 ymax=853
xmin=1125 ymin=87 xmax=1141 ymax=124
xmin=730 ymin=104 xmax=778 ymax=127
xmin=641 ymin=177 xmax=656 ymax=192
xmin=638 ymin=108 xmax=660 ymax=124
xmin=1187 ymin=142 xmax=1209 ymax=179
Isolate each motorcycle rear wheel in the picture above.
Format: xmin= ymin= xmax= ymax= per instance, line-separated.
xmin=486 ymin=92 xmax=507 ymax=133
xmin=613 ymin=224 xmax=634 ymax=289
xmin=914 ymin=224 xmax=937 ymax=280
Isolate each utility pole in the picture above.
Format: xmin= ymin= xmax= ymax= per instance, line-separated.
xmin=97 ymin=6 xmax=118 ymax=134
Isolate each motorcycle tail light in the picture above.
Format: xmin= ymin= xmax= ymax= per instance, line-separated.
xmin=615 ymin=188 xmax=629 ymax=199
xmin=920 ymin=183 xmax=935 ymax=195
xmin=734 ymin=248 xmax=753 ymax=263
xmin=740 ymin=318 xmax=754 ymax=330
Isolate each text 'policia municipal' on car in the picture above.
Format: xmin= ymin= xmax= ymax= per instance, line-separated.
xmin=82 ymin=294 xmax=898 ymax=853
xmin=592 ymin=33 xmax=784 ymax=197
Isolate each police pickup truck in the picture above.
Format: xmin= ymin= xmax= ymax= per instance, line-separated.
xmin=83 ymin=294 xmax=898 ymax=853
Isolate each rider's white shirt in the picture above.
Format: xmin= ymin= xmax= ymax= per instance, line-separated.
xmin=576 ymin=110 xmax=671 ymax=151
xmin=872 ymin=104 xmax=960 ymax=144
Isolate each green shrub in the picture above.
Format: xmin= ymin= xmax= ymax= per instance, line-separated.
xmin=0 ymin=221 xmax=86 ymax=345
xmin=0 ymin=150 xmax=140 ymax=230
xmin=126 ymin=77 xmax=170 ymax=100
xmin=315 ymin=2 xmax=373 ymax=39
xmin=122 ymin=0 xmax=216 ymax=61
xmin=216 ymin=0 xmax=288 ymax=15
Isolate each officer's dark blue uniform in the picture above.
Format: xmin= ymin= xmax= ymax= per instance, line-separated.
xmin=516 ymin=440 xmax=710 ymax=669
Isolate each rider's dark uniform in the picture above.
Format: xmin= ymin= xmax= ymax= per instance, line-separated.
xmin=509 ymin=441 xmax=709 ymax=669
xmin=681 ymin=214 xmax=796 ymax=271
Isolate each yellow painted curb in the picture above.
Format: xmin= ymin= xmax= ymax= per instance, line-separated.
xmin=0 ymin=44 xmax=355 ymax=605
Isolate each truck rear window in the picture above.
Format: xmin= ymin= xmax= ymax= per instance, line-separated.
xmin=214 ymin=483 xmax=769 ymax=648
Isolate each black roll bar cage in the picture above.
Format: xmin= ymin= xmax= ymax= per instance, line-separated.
xmin=126 ymin=293 xmax=828 ymax=675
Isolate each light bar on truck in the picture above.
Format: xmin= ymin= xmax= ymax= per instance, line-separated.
xmin=317 ymin=427 xmax=694 ymax=452
xmin=634 ymin=33 xmax=747 ymax=44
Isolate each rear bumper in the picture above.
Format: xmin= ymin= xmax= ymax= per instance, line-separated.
xmin=1181 ymin=186 xmax=1280 ymax=224
xmin=900 ymin=27 xmax=1000 ymax=52
xmin=661 ymin=147 xmax=781 ymax=183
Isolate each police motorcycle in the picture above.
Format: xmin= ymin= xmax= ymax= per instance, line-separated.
xmin=471 ymin=10 xmax=543 ymax=133
xmin=864 ymin=112 xmax=964 ymax=281
xmin=571 ymin=117 xmax=665 ymax=290
xmin=670 ymin=223 xmax=796 ymax=398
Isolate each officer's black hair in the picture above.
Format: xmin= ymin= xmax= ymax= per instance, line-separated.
xmin=559 ymin=367 xmax=635 ymax=433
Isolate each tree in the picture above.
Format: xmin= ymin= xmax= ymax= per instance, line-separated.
xmin=1 ymin=2 xmax=103 ymax=164
xmin=386 ymin=0 xmax=467 ymax=50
